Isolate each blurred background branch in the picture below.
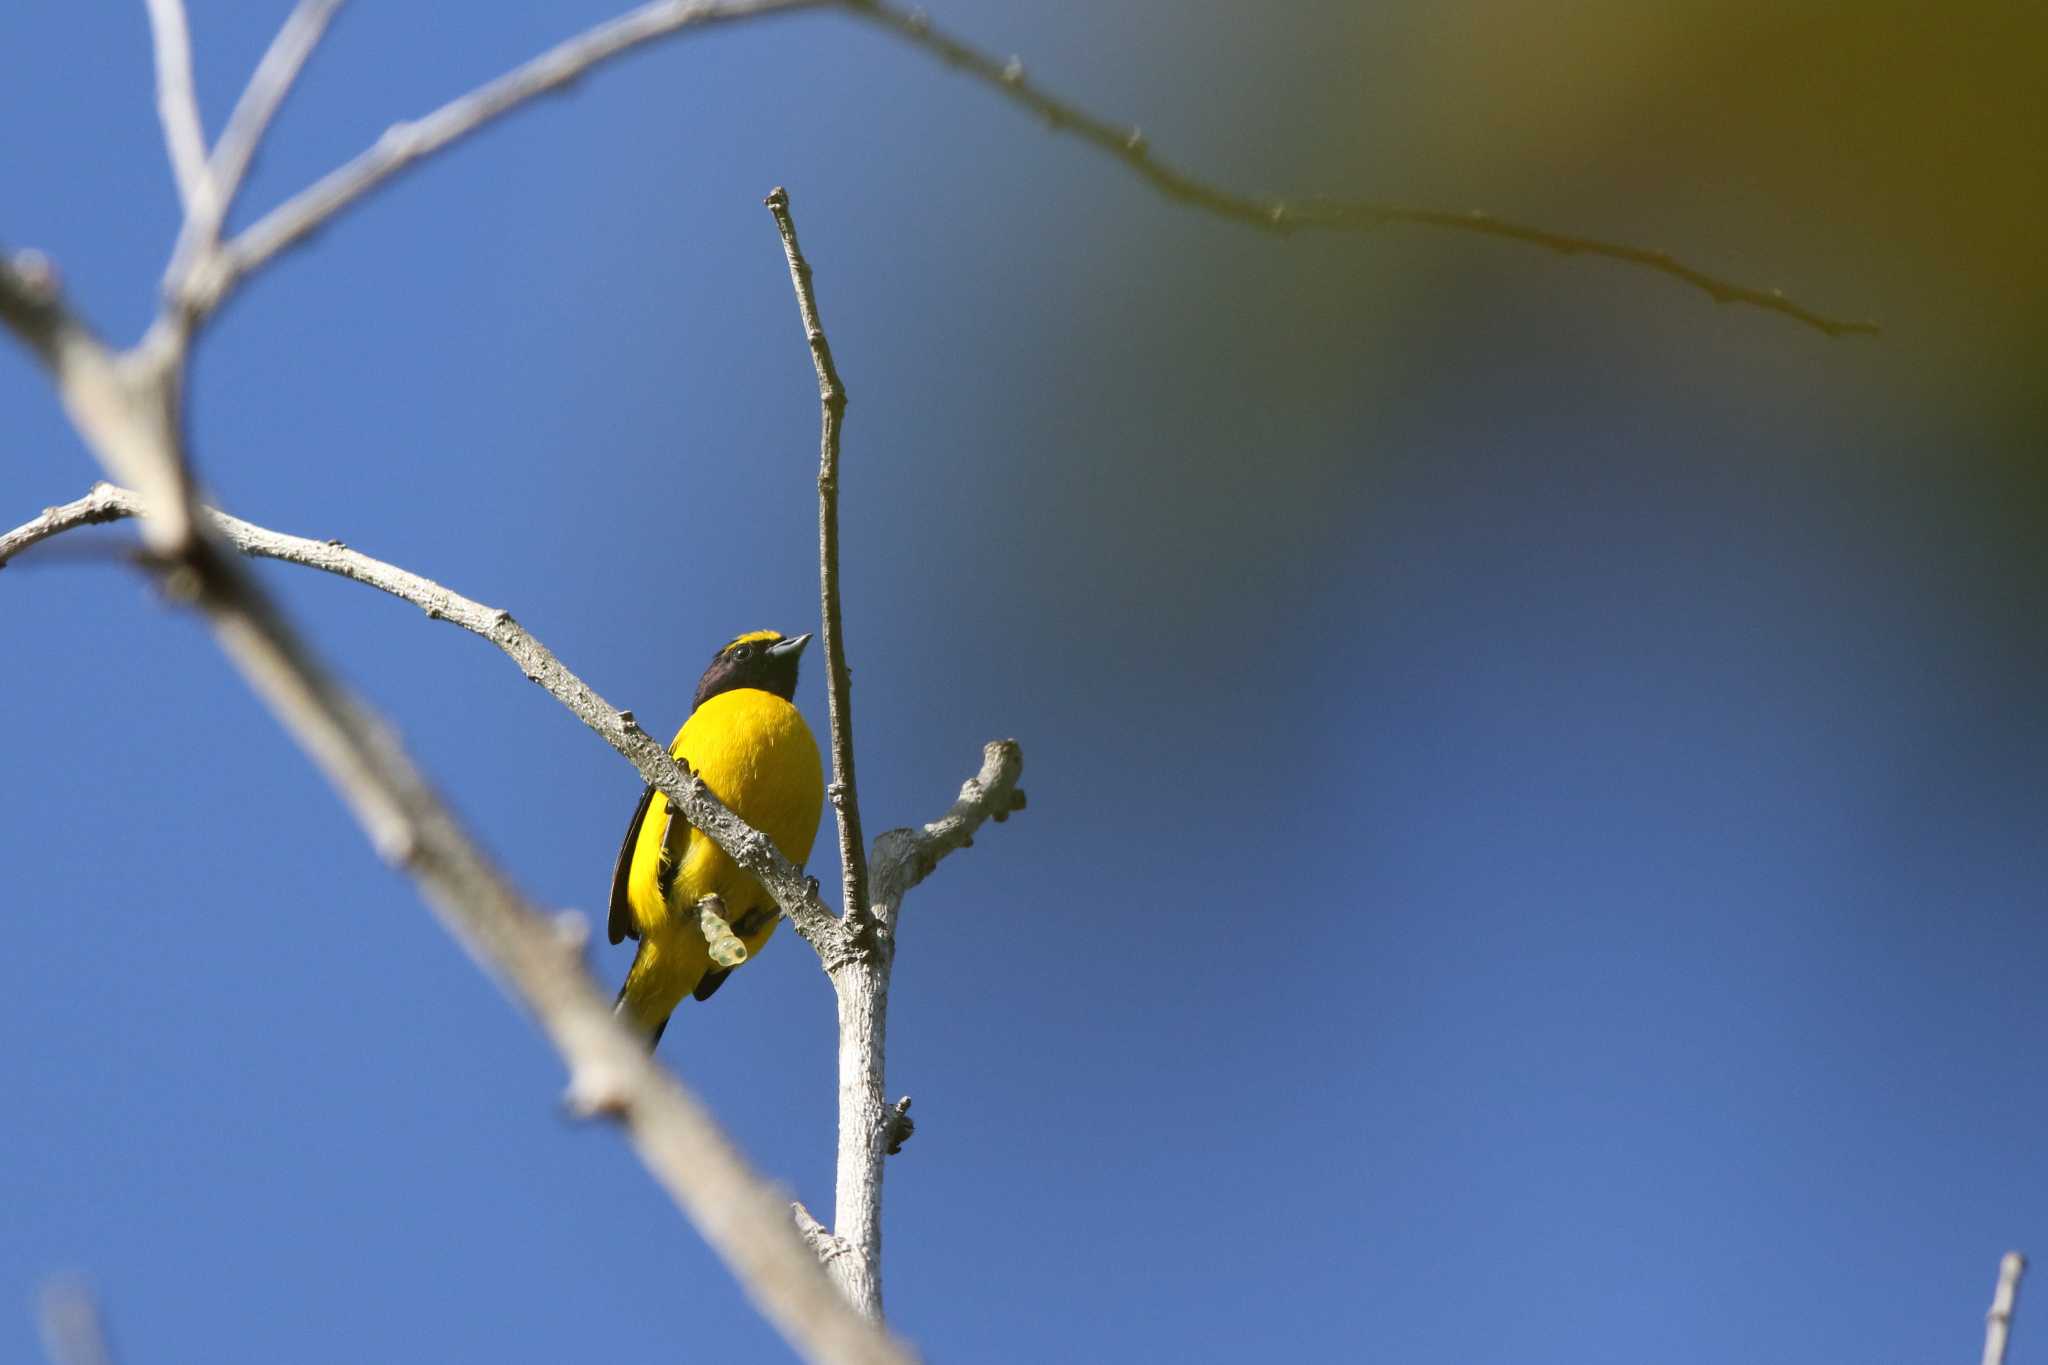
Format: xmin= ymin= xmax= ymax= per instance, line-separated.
xmin=35 ymin=1279 xmax=116 ymax=1365
xmin=1983 ymin=1252 xmax=2027 ymax=1365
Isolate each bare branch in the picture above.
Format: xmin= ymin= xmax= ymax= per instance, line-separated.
xmin=36 ymin=1278 xmax=116 ymax=1365
xmin=870 ymin=739 xmax=1026 ymax=906
xmin=793 ymin=1201 xmax=858 ymax=1267
xmin=1984 ymin=1251 xmax=2027 ymax=1365
xmin=0 ymin=486 xmax=134 ymax=564
xmin=186 ymin=0 xmax=827 ymax=318
xmin=167 ymin=0 xmax=348 ymax=303
xmin=0 ymin=483 xmax=847 ymax=954
xmin=142 ymin=0 xmax=210 ymax=213
xmin=841 ymin=0 xmax=1877 ymax=337
xmin=152 ymin=0 xmax=1870 ymax=337
xmin=817 ymin=739 xmax=1022 ymax=1320
xmin=0 ymin=250 xmax=70 ymax=369
xmin=766 ymin=187 xmax=871 ymax=933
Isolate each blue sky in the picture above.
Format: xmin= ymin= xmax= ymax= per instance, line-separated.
xmin=3 ymin=1 xmax=2042 ymax=1361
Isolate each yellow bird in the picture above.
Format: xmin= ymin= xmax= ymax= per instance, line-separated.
xmin=609 ymin=629 xmax=824 ymax=1046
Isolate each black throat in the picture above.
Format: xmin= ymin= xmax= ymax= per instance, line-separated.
xmin=692 ymin=646 xmax=801 ymax=712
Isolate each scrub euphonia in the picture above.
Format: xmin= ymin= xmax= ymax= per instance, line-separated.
xmin=608 ymin=629 xmax=824 ymax=1046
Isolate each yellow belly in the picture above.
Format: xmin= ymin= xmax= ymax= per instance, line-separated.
xmin=620 ymin=688 xmax=823 ymax=1024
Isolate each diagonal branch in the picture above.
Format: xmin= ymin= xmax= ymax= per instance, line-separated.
xmin=166 ymin=0 xmax=348 ymax=306
xmin=842 ymin=0 xmax=1877 ymax=337
xmin=182 ymin=0 xmax=828 ymax=318
xmin=142 ymin=0 xmax=210 ymax=214
xmin=869 ymin=740 xmax=1025 ymax=907
xmin=1983 ymin=1251 xmax=2027 ymax=1365
xmin=0 ymin=483 xmax=845 ymax=955
xmin=4 ymin=484 xmax=1023 ymax=960
xmin=766 ymin=187 xmax=871 ymax=933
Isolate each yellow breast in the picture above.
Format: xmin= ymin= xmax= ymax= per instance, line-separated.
xmin=625 ymin=688 xmax=824 ymax=942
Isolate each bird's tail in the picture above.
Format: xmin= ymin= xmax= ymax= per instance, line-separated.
xmin=614 ymin=943 xmax=672 ymax=1048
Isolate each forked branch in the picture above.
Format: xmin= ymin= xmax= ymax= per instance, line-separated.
xmin=182 ymin=0 xmax=828 ymax=319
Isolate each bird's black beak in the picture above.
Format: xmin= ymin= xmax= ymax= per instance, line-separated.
xmin=767 ymin=632 xmax=812 ymax=659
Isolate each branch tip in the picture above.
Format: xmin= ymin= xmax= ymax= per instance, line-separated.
xmin=1983 ymin=1251 xmax=2027 ymax=1365
xmin=8 ymin=248 xmax=61 ymax=302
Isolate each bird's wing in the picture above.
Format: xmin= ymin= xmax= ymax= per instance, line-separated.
xmin=693 ymin=966 xmax=734 ymax=1002
xmin=607 ymin=784 xmax=657 ymax=944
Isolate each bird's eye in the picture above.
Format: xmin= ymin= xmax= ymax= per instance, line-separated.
xmin=732 ymin=644 xmax=755 ymax=662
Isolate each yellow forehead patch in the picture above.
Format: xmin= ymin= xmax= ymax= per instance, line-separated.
xmin=725 ymin=629 xmax=784 ymax=653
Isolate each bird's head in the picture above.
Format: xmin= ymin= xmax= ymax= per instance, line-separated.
xmin=692 ymin=629 xmax=811 ymax=710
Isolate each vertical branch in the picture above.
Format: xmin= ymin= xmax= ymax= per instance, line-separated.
xmin=141 ymin=0 xmax=209 ymax=213
xmin=765 ymin=187 xmax=870 ymax=930
xmin=764 ymin=186 xmax=889 ymax=1322
xmin=1984 ymin=1251 xmax=2027 ymax=1365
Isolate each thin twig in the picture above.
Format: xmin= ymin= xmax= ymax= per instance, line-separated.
xmin=141 ymin=0 xmax=210 ymax=213
xmin=184 ymin=0 xmax=828 ymax=317
xmin=793 ymin=1201 xmax=857 ymax=1266
xmin=765 ymin=187 xmax=871 ymax=932
xmin=36 ymin=1278 xmax=116 ymax=1365
xmin=166 ymin=0 xmax=348 ymax=303
xmin=841 ymin=0 xmax=1877 ymax=337
xmin=1984 ymin=1251 xmax=2027 ymax=1365
xmin=160 ymin=0 xmax=1871 ymax=337
xmin=870 ymin=740 xmax=1026 ymax=906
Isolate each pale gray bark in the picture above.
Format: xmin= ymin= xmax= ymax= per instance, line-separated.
xmin=141 ymin=0 xmax=207 ymax=213
xmin=1984 ymin=1251 xmax=2027 ymax=1365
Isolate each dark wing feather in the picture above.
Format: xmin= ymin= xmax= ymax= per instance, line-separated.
xmin=607 ymin=784 xmax=658 ymax=944
xmin=693 ymin=966 xmax=734 ymax=1002
xmin=658 ymin=804 xmax=692 ymax=893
